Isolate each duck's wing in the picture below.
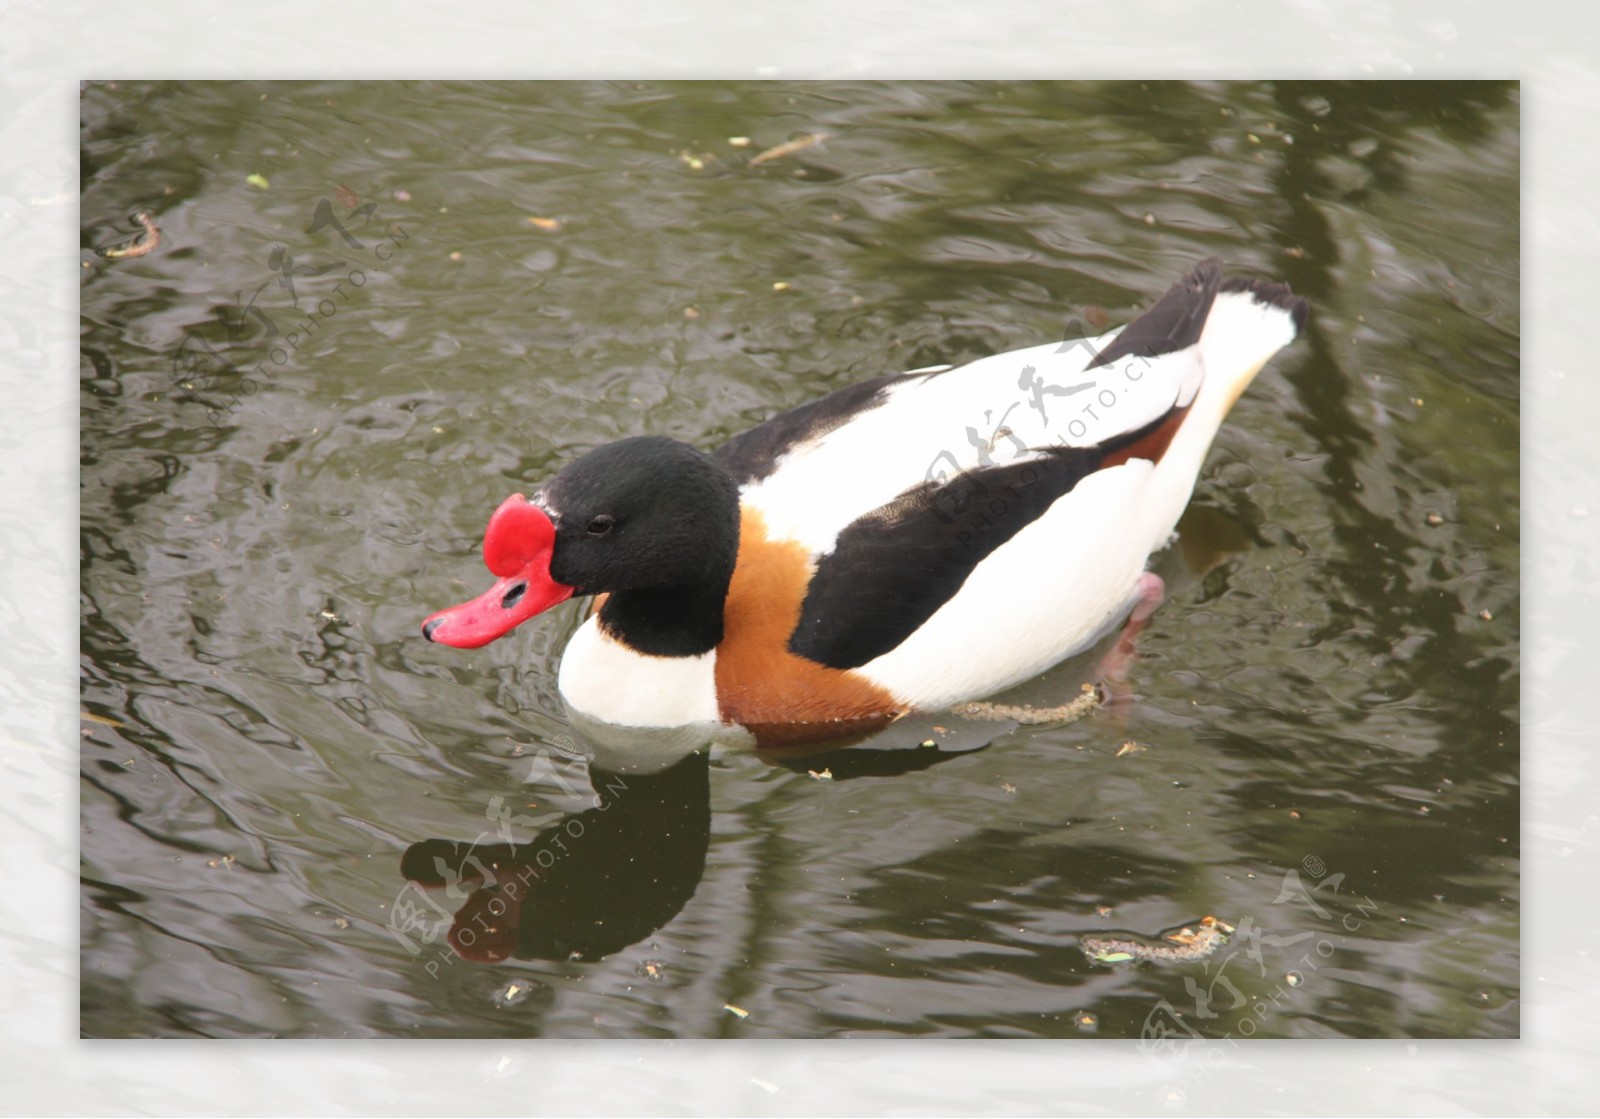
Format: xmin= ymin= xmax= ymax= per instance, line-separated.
xmin=775 ymin=389 xmax=1205 ymax=672
xmin=714 ymin=258 xmax=1306 ymax=673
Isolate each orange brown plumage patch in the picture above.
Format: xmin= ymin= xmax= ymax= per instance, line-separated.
xmin=1101 ymin=404 xmax=1191 ymax=470
xmin=715 ymin=508 xmax=905 ymax=739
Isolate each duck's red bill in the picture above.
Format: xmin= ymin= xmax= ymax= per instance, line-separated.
xmin=422 ymin=494 xmax=575 ymax=649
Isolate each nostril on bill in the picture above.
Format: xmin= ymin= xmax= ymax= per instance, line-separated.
xmin=500 ymin=582 xmax=527 ymax=610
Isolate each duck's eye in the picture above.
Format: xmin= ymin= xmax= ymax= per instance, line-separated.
xmin=585 ymin=514 xmax=615 ymax=537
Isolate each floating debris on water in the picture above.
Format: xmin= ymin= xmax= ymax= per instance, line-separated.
xmin=728 ymin=136 xmax=752 ymax=148
xmin=1081 ymin=915 xmax=1235 ymax=965
xmin=101 ymin=211 xmax=161 ymax=260
xmin=1073 ymin=1010 xmax=1098 ymax=1032
xmin=723 ymin=1003 xmax=750 ymax=1019
xmin=334 ymin=183 xmax=359 ymax=207
xmin=953 ymin=683 xmax=1099 ymax=725
xmin=1286 ymin=971 xmax=1304 ymax=988
xmin=1425 ymin=512 xmax=1444 ymax=526
xmin=748 ymin=132 xmax=827 ymax=167
xmin=493 ymin=980 xmax=533 ymax=1008
xmin=1115 ymin=740 xmax=1147 ymax=757
xmin=1002 ymin=782 xmax=1017 ymax=794
xmin=246 ymin=173 xmax=270 ymax=190
xmin=640 ymin=960 xmax=666 ymax=982
xmin=526 ymin=216 xmax=562 ymax=231
xmin=1087 ymin=946 xmax=1136 ymax=964
xmin=807 ymin=768 xmax=833 ymax=780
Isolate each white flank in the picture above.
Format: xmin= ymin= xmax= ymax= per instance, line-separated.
xmin=857 ymin=461 xmax=1157 ymax=707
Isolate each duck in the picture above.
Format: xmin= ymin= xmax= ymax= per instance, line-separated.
xmin=422 ymin=257 xmax=1307 ymax=750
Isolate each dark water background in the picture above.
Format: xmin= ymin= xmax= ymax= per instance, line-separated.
xmin=79 ymin=80 xmax=1518 ymax=1039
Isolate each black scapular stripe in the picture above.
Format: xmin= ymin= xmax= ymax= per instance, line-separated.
xmin=714 ymin=374 xmax=902 ymax=486
xmin=789 ymin=409 xmax=1181 ymax=670
xmin=714 ymin=365 xmax=956 ymax=486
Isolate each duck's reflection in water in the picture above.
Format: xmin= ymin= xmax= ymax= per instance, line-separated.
xmin=399 ymin=728 xmax=992 ymax=965
xmin=401 ymin=751 xmax=711 ymax=964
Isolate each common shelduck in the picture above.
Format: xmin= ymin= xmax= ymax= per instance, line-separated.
xmin=423 ymin=258 xmax=1307 ymax=750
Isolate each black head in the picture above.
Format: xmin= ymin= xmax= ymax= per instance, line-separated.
xmin=541 ymin=435 xmax=742 ymax=601
xmin=422 ymin=437 xmax=741 ymax=657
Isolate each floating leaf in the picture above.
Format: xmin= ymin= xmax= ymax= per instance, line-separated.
xmin=749 ymin=132 xmax=828 ymax=167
